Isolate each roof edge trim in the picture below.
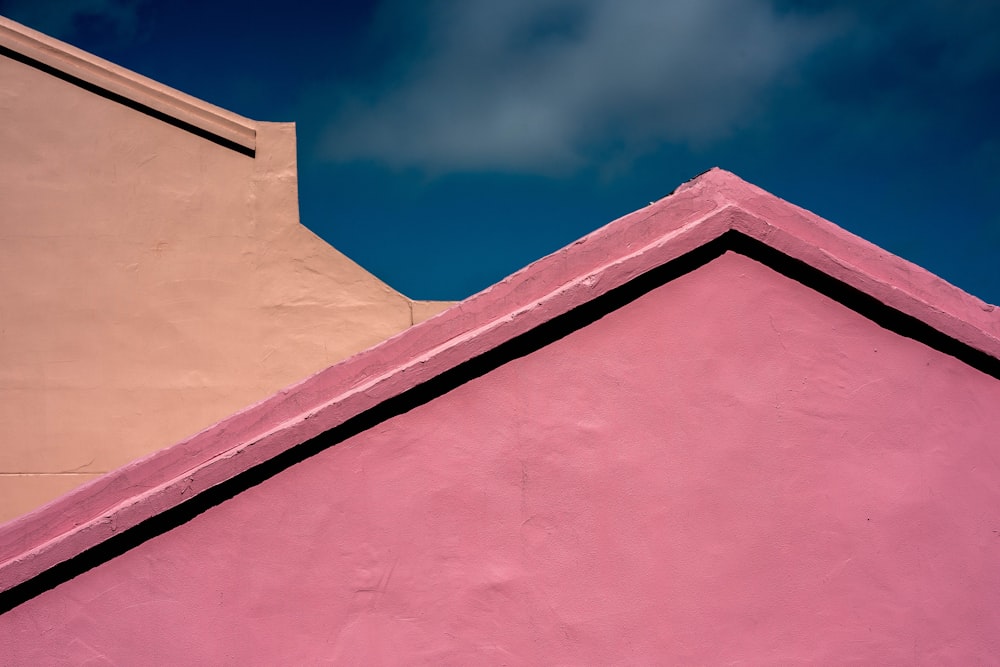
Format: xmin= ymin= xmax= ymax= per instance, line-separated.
xmin=729 ymin=212 xmax=1000 ymax=361
xmin=0 ymin=204 xmax=741 ymax=602
xmin=1 ymin=168 xmax=998 ymax=605
xmin=0 ymin=16 xmax=256 ymax=154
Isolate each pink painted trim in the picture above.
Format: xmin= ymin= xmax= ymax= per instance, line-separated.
xmin=1 ymin=168 xmax=997 ymax=594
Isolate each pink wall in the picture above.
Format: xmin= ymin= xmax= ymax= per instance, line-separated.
xmin=3 ymin=250 xmax=998 ymax=663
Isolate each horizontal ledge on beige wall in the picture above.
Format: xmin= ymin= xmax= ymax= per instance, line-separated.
xmin=0 ymin=15 xmax=257 ymax=156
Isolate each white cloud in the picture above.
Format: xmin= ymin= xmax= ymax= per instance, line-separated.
xmin=318 ymin=0 xmax=843 ymax=173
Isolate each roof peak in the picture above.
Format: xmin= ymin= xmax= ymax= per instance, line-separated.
xmin=1 ymin=169 xmax=998 ymax=606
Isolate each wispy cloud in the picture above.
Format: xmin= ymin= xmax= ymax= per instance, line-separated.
xmin=0 ymin=0 xmax=146 ymax=44
xmin=316 ymin=0 xmax=843 ymax=174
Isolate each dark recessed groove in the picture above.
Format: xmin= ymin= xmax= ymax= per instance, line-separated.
xmin=0 ymin=45 xmax=255 ymax=157
xmin=2 ymin=230 xmax=996 ymax=612
xmin=727 ymin=232 xmax=1000 ymax=380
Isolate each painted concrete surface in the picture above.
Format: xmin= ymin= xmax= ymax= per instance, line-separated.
xmin=2 ymin=250 xmax=998 ymax=663
xmin=2 ymin=167 xmax=998 ymax=598
xmin=0 ymin=18 xmax=451 ymax=522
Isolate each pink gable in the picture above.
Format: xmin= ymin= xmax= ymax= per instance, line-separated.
xmin=2 ymin=170 xmax=999 ymax=663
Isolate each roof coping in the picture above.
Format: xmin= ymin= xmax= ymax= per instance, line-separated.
xmin=0 ymin=15 xmax=256 ymax=155
xmin=1 ymin=168 xmax=998 ymax=606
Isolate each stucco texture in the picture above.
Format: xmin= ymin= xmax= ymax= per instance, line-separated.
xmin=3 ymin=251 xmax=997 ymax=664
xmin=0 ymin=44 xmax=450 ymax=522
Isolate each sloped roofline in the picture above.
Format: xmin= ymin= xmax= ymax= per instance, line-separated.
xmin=1 ymin=168 xmax=998 ymax=606
xmin=0 ymin=15 xmax=256 ymax=155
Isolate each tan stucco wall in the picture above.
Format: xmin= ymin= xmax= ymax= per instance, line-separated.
xmin=0 ymin=20 xmax=452 ymax=522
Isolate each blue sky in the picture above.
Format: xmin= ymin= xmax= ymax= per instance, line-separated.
xmin=2 ymin=0 xmax=998 ymax=302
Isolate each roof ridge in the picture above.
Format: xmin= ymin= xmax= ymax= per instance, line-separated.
xmin=2 ymin=169 xmax=997 ymax=603
xmin=696 ymin=168 xmax=1000 ymax=338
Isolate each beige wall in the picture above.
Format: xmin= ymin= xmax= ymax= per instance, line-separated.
xmin=0 ymin=19 xmax=451 ymax=522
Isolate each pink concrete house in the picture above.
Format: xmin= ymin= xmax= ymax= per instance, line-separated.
xmin=1 ymin=169 xmax=998 ymax=663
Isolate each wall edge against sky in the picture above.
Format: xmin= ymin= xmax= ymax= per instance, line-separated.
xmin=0 ymin=14 xmax=256 ymax=154
xmin=3 ymin=169 xmax=1000 ymax=603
